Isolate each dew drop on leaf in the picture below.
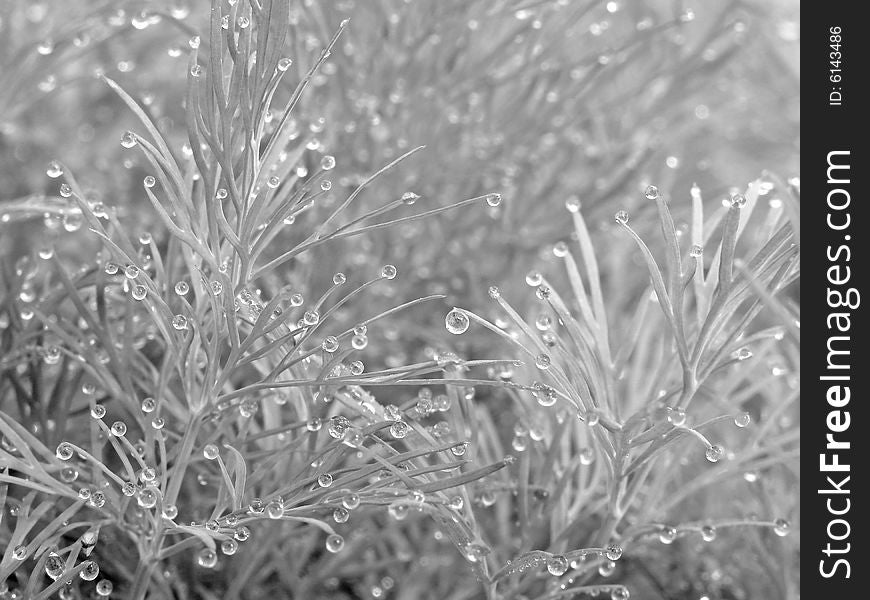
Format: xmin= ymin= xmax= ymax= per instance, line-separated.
xmin=658 ymin=526 xmax=677 ymax=544
xmin=701 ymin=524 xmax=717 ymax=542
xmin=196 ymin=548 xmax=217 ymax=568
xmin=79 ymin=560 xmax=100 ymax=581
xmin=705 ymin=444 xmax=724 ymax=463
xmin=120 ymin=131 xmax=138 ymax=148
xmin=445 ymin=308 xmax=470 ymax=335
xmin=773 ymin=518 xmax=790 ymax=537
xmin=46 ymin=160 xmax=63 ymax=178
xmin=325 ymin=534 xmax=345 ymax=553
xmin=546 ymin=555 xmax=568 ymax=576
xmin=485 ymin=193 xmax=502 ymax=207
xmin=96 ymin=580 xmax=113 ymax=596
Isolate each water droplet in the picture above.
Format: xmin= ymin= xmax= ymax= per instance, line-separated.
xmin=43 ymin=345 xmax=61 ymax=365
xmin=120 ymin=131 xmax=138 ymax=148
xmin=553 ymin=241 xmax=569 ymax=258
xmin=644 ymin=185 xmax=659 ymax=200
xmin=91 ymin=404 xmax=106 ymax=419
xmin=266 ymin=500 xmax=284 ymax=519
xmin=45 ymin=553 xmax=65 ymax=580
xmin=111 ymin=421 xmax=127 ymax=437
xmin=190 ymin=64 xmax=202 ymax=77
xmin=342 ymin=493 xmax=361 ymax=510
xmin=96 ymin=579 xmax=114 ymax=596
xmin=351 ymin=334 xmax=368 ymax=350
xmin=303 ymin=310 xmax=319 ymax=325
xmin=488 ymin=285 xmax=501 ymax=299
xmin=202 ymin=444 xmax=219 ymax=460
xmin=131 ymin=284 xmax=147 ymax=300
xmin=389 ymin=421 xmax=409 ymax=439
xmin=79 ymin=560 xmax=100 ymax=581
xmin=611 ymin=587 xmax=630 ymax=600
xmin=575 ymin=446 xmax=595 ymax=465
xmin=599 ymin=560 xmax=616 ymax=577
xmin=464 ymin=543 xmax=488 ymax=563
xmin=690 ymin=245 xmax=703 ymax=258
xmin=12 ymin=544 xmax=27 ymax=560
xmin=445 ymin=308 xmax=470 ymax=334
xmin=734 ymin=412 xmax=751 ymax=428
xmin=277 ymin=57 xmax=293 ymax=71
xmin=174 ymin=281 xmax=190 ymax=295
xmin=59 ymin=183 xmax=73 ymax=198
xmin=614 ymin=210 xmax=629 ymax=225
xmin=151 ymin=417 xmax=165 ymax=430
xmin=730 ymin=193 xmax=747 ymax=208
xmin=565 ymin=196 xmax=581 ymax=213
xmin=705 ymin=444 xmax=724 ymax=463
xmin=143 ymin=175 xmax=156 ymax=188
xmin=401 ymin=191 xmax=420 ymax=205
xmin=333 ymin=507 xmax=350 ymax=523
xmin=320 ymin=155 xmax=336 ymax=170
xmin=237 ymin=16 xmax=250 ymax=28
xmin=60 ymin=467 xmax=78 ymax=482
xmin=37 ymin=39 xmax=55 ymax=55
xmin=658 ymin=526 xmax=677 ymax=544
xmin=221 ymin=539 xmax=238 ymax=555
xmin=322 ymin=336 xmax=339 ymax=352
xmin=735 ymin=347 xmax=753 ymax=360
xmin=171 ymin=314 xmax=188 ymax=330
xmin=535 ymin=354 xmax=551 ymax=370
xmin=267 ymin=175 xmax=280 ymax=189
xmin=701 ymin=524 xmax=717 ymax=542
xmin=547 ymin=555 xmax=568 ymax=576
xmin=56 ymin=442 xmax=74 ymax=460
xmin=138 ymin=486 xmax=158 ymax=508
xmin=605 ymin=544 xmax=623 ymax=561
xmin=667 ymin=408 xmax=686 ymax=427
xmin=485 ymin=193 xmax=502 ymax=207
xmin=47 ymin=160 xmax=63 ymax=178
xmin=210 ymin=281 xmax=223 ymax=296
xmin=525 ymin=271 xmax=543 ymax=287
xmin=196 ymin=548 xmax=217 ymax=568
xmin=239 ymin=399 xmax=258 ymax=418
xmin=773 ymin=518 xmax=790 ymax=537
xmin=332 ymin=272 xmax=346 ymax=285
xmin=318 ymin=473 xmax=333 ymax=488
xmin=325 ymin=534 xmax=345 ymax=553
xmin=381 ymin=264 xmax=397 ymax=279
xmin=328 ymin=416 xmax=348 ymax=439
xmin=123 ymin=264 xmax=140 ymax=279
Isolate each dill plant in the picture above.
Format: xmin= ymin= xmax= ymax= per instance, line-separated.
xmin=445 ymin=182 xmax=799 ymax=599
xmin=1 ymin=2 xmax=512 ymax=598
xmin=0 ymin=1 xmax=800 ymax=600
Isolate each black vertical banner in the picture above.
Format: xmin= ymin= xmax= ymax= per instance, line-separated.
xmin=804 ymin=3 xmax=864 ymax=596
